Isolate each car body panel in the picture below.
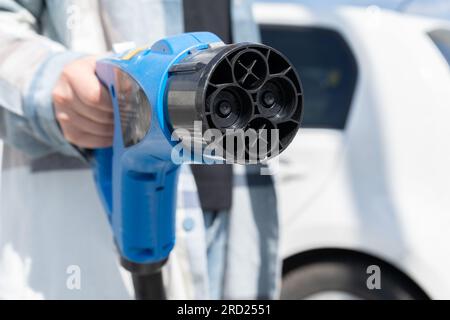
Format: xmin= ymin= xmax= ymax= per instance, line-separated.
xmin=254 ymin=2 xmax=450 ymax=299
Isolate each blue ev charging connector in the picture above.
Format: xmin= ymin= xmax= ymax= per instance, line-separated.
xmin=93 ymin=32 xmax=303 ymax=297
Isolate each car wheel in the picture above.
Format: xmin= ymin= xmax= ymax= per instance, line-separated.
xmin=281 ymin=250 xmax=428 ymax=300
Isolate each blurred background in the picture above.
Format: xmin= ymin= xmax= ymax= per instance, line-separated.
xmin=1 ymin=0 xmax=449 ymax=301
xmin=254 ymin=0 xmax=450 ymax=299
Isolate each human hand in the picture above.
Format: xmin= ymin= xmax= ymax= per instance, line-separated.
xmin=52 ymin=56 xmax=114 ymax=149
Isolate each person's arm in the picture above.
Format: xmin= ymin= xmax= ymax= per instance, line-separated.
xmin=0 ymin=0 xmax=112 ymax=159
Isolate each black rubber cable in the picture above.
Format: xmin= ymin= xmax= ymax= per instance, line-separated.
xmin=131 ymin=271 xmax=166 ymax=300
xmin=121 ymin=258 xmax=167 ymax=300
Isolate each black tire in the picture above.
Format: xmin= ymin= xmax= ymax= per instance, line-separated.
xmin=281 ymin=250 xmax=429 ymax=300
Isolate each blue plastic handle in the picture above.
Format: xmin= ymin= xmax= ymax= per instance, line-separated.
xmin=93 ymin=32 xmax=222 ymax=265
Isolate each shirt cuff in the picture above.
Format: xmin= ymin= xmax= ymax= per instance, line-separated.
xmin=24 ymin=51 xmax=87 ymax=158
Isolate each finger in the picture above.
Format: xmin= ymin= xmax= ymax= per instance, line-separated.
xmin=70 ymin=93 xmax=114 ymax=125
xmin=61 ymin=125 xmax=113 ymax=148
xmin=52 ymin=78 xmax=75 ymax=108
xmin=55 ymin=103 xmax=114 ymax=137
xmin=67 ymin=63 xmax=113 ymax=112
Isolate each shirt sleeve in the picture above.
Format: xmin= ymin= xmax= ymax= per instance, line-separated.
xmin=0 ymin=0 xmax=85 ymax=159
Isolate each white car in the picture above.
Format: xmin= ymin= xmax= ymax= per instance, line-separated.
xmin=254 ymin=1 xmax=450 ymax=299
